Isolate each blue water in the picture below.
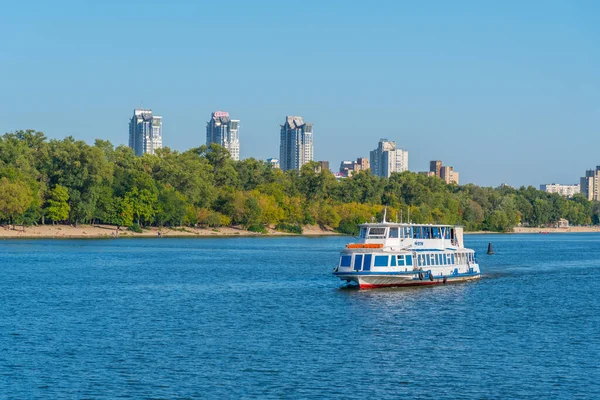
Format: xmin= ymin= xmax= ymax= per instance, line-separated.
xmin=1 ymin=234 xmax=599 ymax=399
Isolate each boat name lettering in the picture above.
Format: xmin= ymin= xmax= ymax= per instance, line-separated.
xmin=414 ymin=241 xmax=424 ymax=246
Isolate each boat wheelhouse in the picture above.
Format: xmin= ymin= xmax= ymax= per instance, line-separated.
xmin=333 ymin=221 xmax=481 ymax=289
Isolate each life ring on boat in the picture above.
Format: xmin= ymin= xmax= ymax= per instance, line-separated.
xmin=429 ymin=271 xmax=434 ymax=281
xmin=418 ymin=271 xmax=424 ymax=280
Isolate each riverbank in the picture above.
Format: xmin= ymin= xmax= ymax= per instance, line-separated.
xmin=467 ymin=226 xmax=600 ymax=234
xmin=512 ymin=226 xmax=600 ymax=234
xmin=0 ymin=224 xmax=340 ymax=239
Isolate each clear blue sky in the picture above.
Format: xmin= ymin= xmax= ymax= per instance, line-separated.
xmin=1 ymin=0 xmax=599 ymax=187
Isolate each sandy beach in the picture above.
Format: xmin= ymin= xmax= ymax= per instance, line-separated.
xmin=0 ymin=224 xmax=340 ymax=239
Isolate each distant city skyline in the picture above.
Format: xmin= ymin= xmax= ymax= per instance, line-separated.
xmin=1 ymin=1 xmax=599 ymax=187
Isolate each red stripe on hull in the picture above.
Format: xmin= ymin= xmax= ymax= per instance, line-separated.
xmin=359 ymin=281 xmax=441 ymax=289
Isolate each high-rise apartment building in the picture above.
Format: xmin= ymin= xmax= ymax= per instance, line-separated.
xmin=279 ymin=116 xmax=313 ymax=171
xmin=580 ymin=167 xmax=600 ymax=201
xmin=129 ymin=109 xmax=163 ymax=156
xmin=206 ymin=111 xmax=240 ymax=161
xmin=430 ymin=160 xmax=459 ymax=184
xmin=540 ymin=183 xmax=580 ymax=198
xmin=357 ymin=157 xmax=370 ymax=171
xmin=440 ymin=166 xmax=460 ymax=185
xmin=369 ymin=139 xmax=408 ymax=177
xmin=430 ymin=160 xmax=442 ymax=178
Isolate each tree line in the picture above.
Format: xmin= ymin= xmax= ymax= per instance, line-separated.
xmin=1 ymin=130 xmax=599 ymax=233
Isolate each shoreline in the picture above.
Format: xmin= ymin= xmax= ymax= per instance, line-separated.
xmin=2 ymin=224 xmax=599 ymax=240
xmin=468 ymin=226 xmax=600 ymax=234
xmin=0 ymin=224 xmax=340 ymax=239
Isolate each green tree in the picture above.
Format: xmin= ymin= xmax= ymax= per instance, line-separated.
xmin=0 ymin=177 xmax=33 ymax=225
xmin=45 ymin=185 xmax=70 ymax=223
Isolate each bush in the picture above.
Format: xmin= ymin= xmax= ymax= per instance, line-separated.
xmin=247 ymin=223 xmax=267 ymax=233
xmin=128 ymin=223 xmax=143 ymax=233
xmin=275 ymin=223 xmax=303 ymax=234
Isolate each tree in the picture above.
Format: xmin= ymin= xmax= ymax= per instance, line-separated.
xmin=0 ymin=177 xmax=33 ymax=225
xmin=125 ymin=187 xmax=157 ymax=226
xmin=45 ymin=185 xmax=70 ymax=223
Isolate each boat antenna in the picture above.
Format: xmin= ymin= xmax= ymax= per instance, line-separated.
xmin=400 ymin=209 xmax=403 ymax=223
xmin=383 ymin=207 xmax=387 ymax=223
xmin=395 ymin=211 xmax=398 ymax=223
xmin=407 ymin=208 xmax=411 ymax=223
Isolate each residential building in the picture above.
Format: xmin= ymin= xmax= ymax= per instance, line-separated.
xmin=339 ymin=157 xmax=371 ymax=177
xmin=357 ymin=157 xmax=370 ymax=171
xmin=369 ymin=139 xmax=408 ymax=178
xmin=266 ymin=158 xmax=280 ymax=169
xmin=279 ymin=116 xmax=313 ymax=171
xmin=540 ymin=183 xmax=580 ymax=198
xmin=430 ymin=160 xmax=442 ymax=178
xmin=580 ymin=166 xmax=600 ymax=201
xmin=429 ymin=160 xmax=459 ymax=184
xmin=129 ymin=109 xmax=162 ymax=156
xmin=206 ymin=111 xmax=240 ymax=161
xmin=317 ymin=161 xmax=330 ymax=172
xmin=440 ymin=166 xmax=459 ymax=185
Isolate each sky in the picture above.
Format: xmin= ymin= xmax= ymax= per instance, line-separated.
xmin=1 ymin=0 xmax=599 ymax=187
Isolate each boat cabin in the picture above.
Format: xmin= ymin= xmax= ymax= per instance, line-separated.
xmin=356 ymin=223 xmax=464 ymax=249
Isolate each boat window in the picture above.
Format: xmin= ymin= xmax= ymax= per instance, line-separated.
xmin=404 ymin=227 xmax=412 ymax=238
xmin=444 ymin=229 xmax=451 ymax=239
xmin=432 ymin=227 xmax=439 ymax=238
xmin=405 ymin=255 xmax=413 ymax=266
xmin=374 ymin=255 xmax=389 ymax=267
xmin=389 ymin=227 xmax=399 ymax=238
xmin=359 ymin=228 xmax=367 ymax=238
xmin=363 ymin=254 xmax=372 ymax=271
xmin=368 ymin=227 xmax=386 ymax=238
xmin=430 ymin=254 xmax=435 ymax=265
xmin=435 ymin=254 xmax=440 ymax=265
xmin=390 ymin=255 xmax=397 ymax=266
xmin=397 ymin=255 xmax=405 ymax=266
xmin=450 ymin=254 xmax=455 ymax=264
xmin=340 ymin=255 xmax=352 ymax=267
xmin=354 ymin=255 xmax=363 ymax=271
xmin=425 ymin=254 xmax=430 ymax=266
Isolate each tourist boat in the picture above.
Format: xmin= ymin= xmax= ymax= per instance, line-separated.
xmin=333 ymin=216 xmax=481 ymax=289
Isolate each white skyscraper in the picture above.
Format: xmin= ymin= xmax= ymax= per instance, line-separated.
xmin=279 ymin=116 xmax=313 ymax=171
xmin=206 ymin=111 xmax=240 ymax=161
xmin=369 ymin=139 xmax=408 ymax=177
xmin=128 ymin=109 xmax=162 ymax=156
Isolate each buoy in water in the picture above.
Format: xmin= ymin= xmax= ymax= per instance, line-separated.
xmin=487 ymin=242 xmax=494 ymax=255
